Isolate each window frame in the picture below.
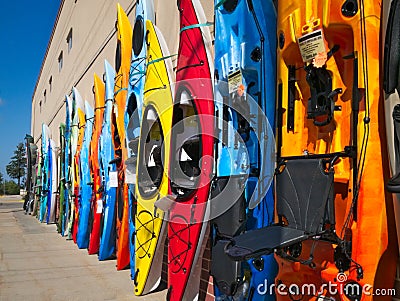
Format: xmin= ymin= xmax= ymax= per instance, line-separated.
xmin=58 ymin=51 xmax=63 ymax=72
xmin=66 ymin=28 xmax=73 ymax=53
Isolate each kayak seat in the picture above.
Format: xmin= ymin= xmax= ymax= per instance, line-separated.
xmin=388 ymin=105 xmax=400 ymax=192
xmin=138 ymin=145 xmax=163 ymax=192
xmin=170 ymin=138 xmax=201 ymax=191
xmin=128 ymin=137 xmax=140 ymax=154
xmin=383 ymin=0 xmax=400 ymax=95
xmin=148 ymin=166 xmax=163 ymax=186
xmin=225 ymin=158 xmax=335 ymax=261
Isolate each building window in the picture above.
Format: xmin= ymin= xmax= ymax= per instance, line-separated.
xmin=58 ymin=51 xmax=63 ymax=71
xmin=39 ymin=100 xmax=42 ymax=113
xmin=43 ymin=90 xmax=47 ymax=104
xmin=67 ymin=29 xmax=73 ymax=52
xmin=49 ymin=76 xmax=52 ymax=92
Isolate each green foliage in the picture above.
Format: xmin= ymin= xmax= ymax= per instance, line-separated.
xmin=0 ymin=179 xmax=20 ymax=195
xmin=4 ymin=180 xmax=20 ymax=195
xmin=6 ymin=142 xmax=27 ymax=187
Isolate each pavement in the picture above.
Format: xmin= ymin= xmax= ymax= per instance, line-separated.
xmin=0 ymin=196 xmax=166 ymax=301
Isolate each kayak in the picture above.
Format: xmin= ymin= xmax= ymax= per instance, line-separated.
xmin=73 ymin=88 xmax=86 ymax=244
xmin=125 ymin=0 xmax=155 ymax=280
xmin=47 ymin=138 xmax=57 ymax=224
xmin=225 ymin=1 xmax=398 ymax=300
xmin=68 ymin=87 xmax=85 ymax=241
xmin=88 ymin=73 xmax=105 ymax=255
xmin=39 ymin=123 xmax=51 ymax=223
xmin=33 ymin=145 xmax=42 ymax=217
xmin=112 ymin=3 xmax=132 ymax=270
xmin=76 ymin=101 xmax=94 ymax=249
xmin=98 ymin=60 xmax=117 ymax=261
xmin=31 ymin=143 xmax=39 ymax=214
xmin=57 ymin=123 xmax=66 ymax=233
xmin=383 ymin=0 xmax=400 ymax=253
xmin=165 ymin=0 xmax=213 ymax=300
xmin=63 ymin=95 xmax=73 ymax=236
xmin=134 ymin=19 xmax=174 ymax=296
xmin=211 ymin=0 xmax=277 ymax=299
xmin=24 ymin=135 xmax=36 ymax=214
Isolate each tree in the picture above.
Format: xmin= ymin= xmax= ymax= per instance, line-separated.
xmin=4 ymin=180 xmax=20 ymax=195
xmin=6 ymin=143 xmax=27 ymax=188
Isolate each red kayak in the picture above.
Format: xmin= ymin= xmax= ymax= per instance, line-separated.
xmin=166 ymin=0 xmax=214 ymax=300
xmin=88 ymin=74 xmax=105 ymax=255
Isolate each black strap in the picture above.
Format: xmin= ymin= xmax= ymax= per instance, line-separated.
xmin=386 ymin=107 xmax=400 ymax=192
xmin=393 ymin=105 xmax=400 ymax=173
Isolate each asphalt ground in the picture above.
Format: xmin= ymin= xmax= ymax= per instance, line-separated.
xmin=0 ymin=196 xmax=166 ymax=301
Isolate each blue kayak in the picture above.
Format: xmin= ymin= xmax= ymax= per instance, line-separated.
xmin=47 ymin=138 xmax=57 ymax=224
xmin=39 ymin=123 xmax=50 ymax=223
xmin=211 ymin=0 xmax=277 ymax=299
xmin=77 ymin=101 xmax=94 ymax=249
xmin=98 ymin=59 xmax=117 ymax=261
xmin=46 ymin=138 xmax=53 ymax=224
xmin=62 ymin=95 xmax=73 ymax=236
xmin=124 ymin=0 xmax=155 ymax=280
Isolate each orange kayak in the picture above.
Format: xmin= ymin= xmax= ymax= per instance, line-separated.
xmin=275 ymin=1 xmax=397 ymax=300
xmin=111 ymin=3 xmax=132 ymax=270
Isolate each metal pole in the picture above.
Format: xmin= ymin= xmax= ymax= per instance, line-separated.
xmin=3 ymin=168 xmax=5 ymax=195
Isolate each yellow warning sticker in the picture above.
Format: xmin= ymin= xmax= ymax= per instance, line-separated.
xmin=298 ymin=29 xmax=326 ymax=62
xmin=228 ymin=70 xmax=243 ymax=94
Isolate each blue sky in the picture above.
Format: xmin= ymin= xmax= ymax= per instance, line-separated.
xmin=0 ymin=0 xmax=60 ymax=180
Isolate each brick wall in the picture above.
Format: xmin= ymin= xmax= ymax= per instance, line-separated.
xmin=200 ymin=238 xmax=214 ymax=301
xmin=394 ymin=260 xmax=400 ymax=301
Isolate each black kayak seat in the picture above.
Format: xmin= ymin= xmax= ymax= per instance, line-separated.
xmin=383 ymin=0 xmax=400 ymax=95
xmin=225 ymin=158 xmax=335 ymax=261
xmin=225 ymin=226 xmax=308 ymax=261
xmin=128 ymin=137 xmax=139 ymax=153
xmin=387 ymin=173 xmax=400 ymax=193
xmin=387 ymin=105 xmax=400 ymax=193
xmin=125 ymin=156 xmax=137 ymax=165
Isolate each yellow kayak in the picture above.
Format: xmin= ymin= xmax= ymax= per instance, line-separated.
xmin=134 ymin=19 xmax=174 ymax=296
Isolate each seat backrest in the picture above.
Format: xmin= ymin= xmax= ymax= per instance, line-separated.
xmin=276 ymin=158 xmax=334 ymax=234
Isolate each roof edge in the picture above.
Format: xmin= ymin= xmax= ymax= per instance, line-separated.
xmin=31 ymin=0 xmax=65 ymax=102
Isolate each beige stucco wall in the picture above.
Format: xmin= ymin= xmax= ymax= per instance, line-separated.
xmin=31 ymin=0 xmax=214 ymax=147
